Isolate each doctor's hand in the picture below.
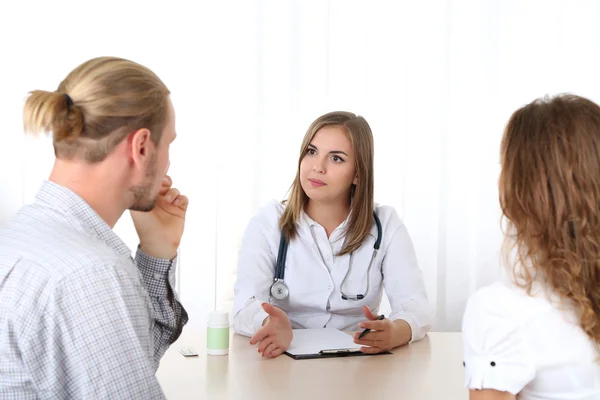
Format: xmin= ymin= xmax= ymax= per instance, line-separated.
xmin=249 ymin=303 xmax=293 ymax=358
xmin=131 ymin=175 xmax=188 ymax=260
xmin=352 ymin=306 xmax=412 ymax=354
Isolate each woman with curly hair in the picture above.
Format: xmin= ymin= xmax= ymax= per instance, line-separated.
xmin=462 ymin=94 xmax=600 ymax=399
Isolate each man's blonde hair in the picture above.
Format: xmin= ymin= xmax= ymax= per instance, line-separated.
xmin=23 ymin=56 xmax=170 ymax=162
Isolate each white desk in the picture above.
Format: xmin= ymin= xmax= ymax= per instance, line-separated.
xmin=157 ymin=329 xmax=468 ymax=400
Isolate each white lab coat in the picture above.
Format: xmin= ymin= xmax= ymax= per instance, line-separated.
xmin=232 ymin=201 xmax=432 ymax=342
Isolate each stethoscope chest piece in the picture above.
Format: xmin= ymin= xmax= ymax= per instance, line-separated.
xmin=270 ymin=279 xmax=289 ymax=300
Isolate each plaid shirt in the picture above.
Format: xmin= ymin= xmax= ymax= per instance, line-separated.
xmin=0 ymin=181 xmax=188 ymax=399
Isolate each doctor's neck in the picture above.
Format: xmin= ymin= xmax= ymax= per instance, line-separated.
xmin=305 ymin=198 xmax=351 ymax=237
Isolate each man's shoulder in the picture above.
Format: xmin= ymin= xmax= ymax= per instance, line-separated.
xmin=0 ymin=204 xmax=125 ymax=279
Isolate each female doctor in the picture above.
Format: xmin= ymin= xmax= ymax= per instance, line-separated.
xmin=232 ymin=111 xmax=432 ymax=358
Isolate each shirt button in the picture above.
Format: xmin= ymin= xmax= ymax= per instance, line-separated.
xmin=328 ymin=285 xmax=332 ymax=290
xmin=154 ymin=273 xmax=162 ymax=280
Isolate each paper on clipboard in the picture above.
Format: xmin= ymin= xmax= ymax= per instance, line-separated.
xmin=285 ymin=328 xmax=360 ymax=356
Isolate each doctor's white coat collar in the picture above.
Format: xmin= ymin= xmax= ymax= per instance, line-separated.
xmin=296 ymin=203 xmax=380 ymax=245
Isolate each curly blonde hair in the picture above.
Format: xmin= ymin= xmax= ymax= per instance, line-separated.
xmin=500 ymin=94 xmax=600 ymax=351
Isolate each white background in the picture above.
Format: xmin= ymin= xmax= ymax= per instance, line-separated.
xmin=2 ymin=0 xmax=600 ymax=331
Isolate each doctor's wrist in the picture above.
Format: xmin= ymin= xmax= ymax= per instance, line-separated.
xmin=391 ymin=319 xmax=412 ymax=348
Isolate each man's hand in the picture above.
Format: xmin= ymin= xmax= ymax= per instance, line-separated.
xmin=131 ymin=175 xmax=188 ymax=260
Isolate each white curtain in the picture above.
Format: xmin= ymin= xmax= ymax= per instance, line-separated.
xmin=2 ymin=0 xmax=600 ymax=332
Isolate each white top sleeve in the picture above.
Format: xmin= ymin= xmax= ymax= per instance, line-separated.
xmin=462 ymin=285 xmax=536 ymax=395
xmin=231 ymin=208 xmax=274 ymax=337
xmin=381 ymin=210 xmax=433 ymax=343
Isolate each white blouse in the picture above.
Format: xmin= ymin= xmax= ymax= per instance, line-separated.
xmin=462 ymin=281 xmax=600 ymax=399
xmin=232 ymin=201 xmax=432 ymax=342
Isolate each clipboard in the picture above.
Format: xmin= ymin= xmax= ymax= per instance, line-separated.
xmin=283 ymin=328 xmax=393 ymax=360
xmin=285 ymin=348 xmax=392 ymax=360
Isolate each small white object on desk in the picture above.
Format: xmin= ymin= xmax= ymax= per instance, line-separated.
xmin=179 ymin=347 xmax=198 ymax=357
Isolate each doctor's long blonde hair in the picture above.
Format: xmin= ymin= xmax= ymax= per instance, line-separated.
xmin=500 ymin=94 xmax=600 ymax=351
xmin=278 ymin=111 xmax=375 ymax=256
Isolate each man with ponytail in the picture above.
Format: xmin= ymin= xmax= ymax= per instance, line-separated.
xmin=0 ymin=57 xmax=188 ymax=399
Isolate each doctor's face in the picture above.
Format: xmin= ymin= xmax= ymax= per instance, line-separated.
xmin=299 ymin=125 xmax=357 ymax=204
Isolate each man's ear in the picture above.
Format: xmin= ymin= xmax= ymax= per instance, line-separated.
xmin=130 ymin=128 xmax=152 ymax=168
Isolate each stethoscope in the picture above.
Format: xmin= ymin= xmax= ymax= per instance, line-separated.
xmin=270 ymin=211 xmax=383 ymax=301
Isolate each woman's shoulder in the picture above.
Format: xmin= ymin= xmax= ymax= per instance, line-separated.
xmin=374 ymin=203 xmax=403 ymax=224
xmin=373 ymin=203 xmax=408 ymax=237
xmin=464 ymin=282 xmax=553 ymax=327
xmin=248 ymin=200 xmax=286 ymax=230
xmin=462 ymin=282 xmax=540 ymax=393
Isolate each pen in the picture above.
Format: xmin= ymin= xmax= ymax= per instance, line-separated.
xmin=358 ymin=314 xmax=385 ymax=339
